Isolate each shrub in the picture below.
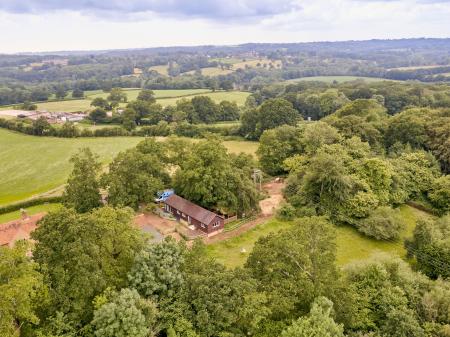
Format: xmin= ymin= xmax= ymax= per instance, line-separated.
xmin=356 ymin=206 xmax=405 ymax=240
xmin=276 ymin=203 xmax=297 ymax=221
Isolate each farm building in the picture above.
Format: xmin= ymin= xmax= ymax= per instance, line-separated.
xmin=163 ymin=194 xmax=224 ymax=234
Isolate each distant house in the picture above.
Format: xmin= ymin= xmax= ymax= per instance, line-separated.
xmin=163 ymin=194 xmax=224 ymax=234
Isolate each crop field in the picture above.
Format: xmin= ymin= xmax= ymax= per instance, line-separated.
xmin=0 ymin=129 xmax=257 ymax=205
xmin=287 ymin=76 xmax=391 ymax=83
xmin=206 ymin=205 xmax=432 ymax=268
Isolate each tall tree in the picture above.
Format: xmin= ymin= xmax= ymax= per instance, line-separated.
xmin=281 ymin=297 xmax=345 ymax=337
xmin=63 ymin=148 xmax=102 ymax=213
xmin=245 ymin=216 xmax=339 ymax=321
xmin=0 ymin=242 xmax=46 ymax=337
xmin=31 ymin=207 xmax=144 ymax=325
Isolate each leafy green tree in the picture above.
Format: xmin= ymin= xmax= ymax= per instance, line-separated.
xmin=91 ymin=97 xmax=110 ymax=110
xmin=190 ymin=96 xmax=219 ymax=124
xmin=102 ymin=144 xmax=170 ymax=209
xmin=218 ymin=101 xmax=240 ymax=121
xmin=72 ymin=88 xmax=84 ymax=98
xmin=92 ymin=288 xmax=158 ymax=337
xmin=173 ymin=138 xmax=259 ymax=215
xmin=89 ymin=108 xmax=107 ymax=123
xmin=107 ymin=87 xmax=127 ymax=108
xmin=55 ymin=86 xmax=68 ymax=99
xmin=63 ymin=148 xmax=102 ymax=213
xmin=32 ymin=116 xmax=53 ymax=136
xmin=240 ymin=98 xmax=300 ymax=139
xmin=245 ymin=216 xmax=339 ymax=320
xmin=0 ymin=242 xmax=46 ymax=337
xmin=257 ymin=125 xmax=302 ymax=175
xmin=31 ymin=207 xmax=144 ymax=325
xmin=137 ymin=89 xmax=156 ymax=103
xmin=180 ymin=243 xmax=269 ymax=337
xmin=128 ymin=238 xmax=185 ymax=300
xmin=299 ymin=122 xmax=342 ymax=154
xmin=429 ymin=175 xmax=450 ymax=215
xmin=122 ymin=107 xmax=137 ymax=130
xmin=407 ymin=215 xmax=450 ymax=279
xmin=281 ymin=297 xmax=345 ymax=337
xmin=381 ymin=307 xmax=425 ymax=337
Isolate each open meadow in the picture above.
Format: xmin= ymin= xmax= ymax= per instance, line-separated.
xmin=0 ymin=129 xmax=257 ymax=206
xmin=206 ymin=205 xmax=433 ymax=268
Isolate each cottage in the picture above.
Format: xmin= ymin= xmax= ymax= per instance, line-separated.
xmin=163 ymin=194 xmax=224 ymax=234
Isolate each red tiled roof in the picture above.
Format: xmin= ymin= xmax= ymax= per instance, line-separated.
xmin=164 ymin=194 xmax=218 ymax=225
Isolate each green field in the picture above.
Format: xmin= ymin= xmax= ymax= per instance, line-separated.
xmin=206 ymin=205 xmax=432 ymax=268
xmin=157 ymin=91 xmax=250 ymax=107
xmin=0 ymin=129 xmax=257 ymax=206
xmin=87 ymin=89 xmax=212 ymax=101
xmin=31 ymin=89 xmax=249 ymax=112
xmin=0 ymin=203 xmax=61 ymax=224
xmin=287 ymin=76 xmax=392 ymax=83
xmin=36 ymin=99 xmax=93 ymax=112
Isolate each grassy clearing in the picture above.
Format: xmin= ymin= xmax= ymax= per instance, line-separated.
xmin=0 ymin=203 xmax=62 ymax=224
xmin=206 ymin=205 xmax=433 ymax=268
xmin=389 ymin=65 xmax=450 ymax=71
xmin=287 ymin=76 xmax=391 ymax=83
xmin=0 ymin=129 xmax=257 ymax=205
xmin=183 ymin=67 xmax=234 ymax=76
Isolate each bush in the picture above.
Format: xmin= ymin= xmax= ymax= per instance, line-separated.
xmin=276 ymin=203 xmax=297 ymax=221
xmin=356 ymin=206 xmax=405 ymax=240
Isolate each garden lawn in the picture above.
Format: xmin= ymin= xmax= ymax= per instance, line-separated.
xmin=206 ymin=205 xmax=433 ymax=268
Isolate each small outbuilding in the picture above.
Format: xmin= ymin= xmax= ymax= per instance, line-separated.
xmin=163 ymin=194 xmax=224 ymax=234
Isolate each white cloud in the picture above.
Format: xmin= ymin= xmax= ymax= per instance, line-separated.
xmin=0 ymin=0 xmax=449 ymax=53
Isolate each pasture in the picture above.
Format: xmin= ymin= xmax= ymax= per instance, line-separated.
xmin=157 ymin=91 xmax=250 ymax=107
xmin=287 ymin=76 xmax=391 ymax=83
xmin=206 ymin=205 xmax=432 ymax=268
xmin=149 ymin=64 xmax=169 ymax=75
xmin=87 ymin=88 xmax=212 ymax=101
xmin=183 ymin=67 xmax=234 ymax=76
xmin=233 ymin=58 xmax=282 ymax=70
xmin=0 ymin=129 xmax=257 ymax=206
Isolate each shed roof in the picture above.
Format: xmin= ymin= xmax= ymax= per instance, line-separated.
xmin=164 ymin=194 xmax=218 ymax=225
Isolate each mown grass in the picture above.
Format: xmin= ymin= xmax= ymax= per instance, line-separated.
xmin=206 ymin=205 xmax=433 ymax=268
xmin=0 ymin=129 xmax=257 ymax=205
xmin=36 ymin=99 xmax=93 ymax=112
xmin=287 ymin=76 xmax=392 ymax=83
xmin=0 ymin=203 xmax=62 ymax=224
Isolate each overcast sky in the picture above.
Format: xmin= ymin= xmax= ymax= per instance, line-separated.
xmin=1 ymin=0 xmax=450 ymax=53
